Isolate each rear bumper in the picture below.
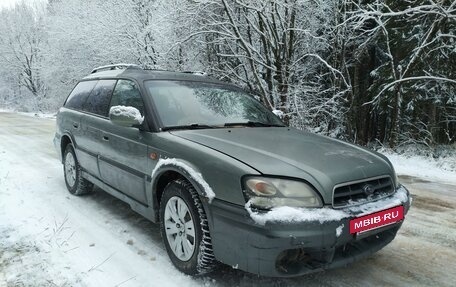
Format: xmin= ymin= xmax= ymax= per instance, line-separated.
xmin=207 ymin=185 xmax=411 ymax=277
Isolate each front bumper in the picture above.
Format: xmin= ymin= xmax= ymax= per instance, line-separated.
xmin=207 ymin=186 xmax=411 ymax=277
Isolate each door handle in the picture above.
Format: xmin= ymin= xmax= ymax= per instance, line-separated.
xmin=72 ymin=123 xmax=79 ymax=129
xmin=102 ymin=136 xmax=109 ymax=141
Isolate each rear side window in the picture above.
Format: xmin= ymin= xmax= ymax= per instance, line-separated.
xmin=110 ymin=80 xmax=145 ymax=115
xmin=83 ymin=80 xmax=117 ymax=117
xmin=64 ymin=81 xmax=97 ymax=110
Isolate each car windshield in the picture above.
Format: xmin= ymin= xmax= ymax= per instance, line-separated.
xmin=145 ymin=80 xmax=284 ymax=129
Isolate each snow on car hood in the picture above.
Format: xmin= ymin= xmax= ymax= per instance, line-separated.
xmin=171 ymin=127 xmax=394 ymax=203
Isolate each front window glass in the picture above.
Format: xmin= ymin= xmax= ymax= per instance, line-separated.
xmin=146 ymin=81 xmax=283 ymax=128
xmin=110 ymin=79 xmax=145 ymax=115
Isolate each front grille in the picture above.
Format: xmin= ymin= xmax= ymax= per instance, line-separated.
xmin=332 ymin=176 xmax=394 ymax=208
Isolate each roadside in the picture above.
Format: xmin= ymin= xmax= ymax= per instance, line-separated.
xmin=381 ymin=149 xmax=456 ymax=185
xmin=1 ymin=112 xmax=455 ymax=286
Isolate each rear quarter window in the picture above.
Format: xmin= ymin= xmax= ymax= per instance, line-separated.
xmin=64 ymin=81 xmax=97 ymax=110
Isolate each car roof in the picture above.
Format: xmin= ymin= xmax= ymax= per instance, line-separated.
xmin=81 ymin=66 xmax=235 ymax=87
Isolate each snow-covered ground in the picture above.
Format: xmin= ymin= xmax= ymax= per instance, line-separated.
xmin=0 ymin=108 xmax=56 ymax=119
xmin=1 ymin=112 xmax=455 ymax=286
xmin=381 ymin=149 xmax=456 ymax=185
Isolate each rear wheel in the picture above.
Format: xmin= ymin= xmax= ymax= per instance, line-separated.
xmin=160 ymin=179 xmax=216 ymax=275
xmin=63 ymin=143 xmax=93 ymax=195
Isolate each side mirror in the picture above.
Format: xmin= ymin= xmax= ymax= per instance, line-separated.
xmin=109 ymin=105 xmax=144 ymax=128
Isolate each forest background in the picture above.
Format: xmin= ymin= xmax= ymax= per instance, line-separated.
xmin=0 ymin=0 xmax=454 ymax=151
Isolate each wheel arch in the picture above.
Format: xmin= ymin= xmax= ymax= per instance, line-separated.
xmin=152 ymin=164 xmax=212 ymax=222
xmin=60 ymin=133 xmax=78 ymax=163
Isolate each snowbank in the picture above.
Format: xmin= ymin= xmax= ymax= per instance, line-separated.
xmin=0 ymin=108 xmax=56 ymax=119
xmin=379 ymin=148 xmax=456 ymax=185
xmin=151 ymin=158 xmax=216 ymax=202
xmin=18 ymin=112 xmax=57 ymax=119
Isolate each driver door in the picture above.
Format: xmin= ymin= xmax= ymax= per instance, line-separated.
xmin=98 ymin=79 xmax=149 ymax=204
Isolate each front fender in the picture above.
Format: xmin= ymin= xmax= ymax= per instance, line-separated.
xmin=151 ymin=158 xmax=216 ymax=202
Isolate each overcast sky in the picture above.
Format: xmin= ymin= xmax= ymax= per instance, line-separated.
xmin=0 ymin=0 xmax=46 ymax=10
xmin=0 ymin=0 xmax=19 ymax=9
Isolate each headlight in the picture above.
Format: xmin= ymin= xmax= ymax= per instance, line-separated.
xmin=243 ymin=176 xmax=323 ymax=209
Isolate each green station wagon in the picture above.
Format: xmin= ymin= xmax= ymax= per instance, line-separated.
xmin=54 ymin=64 xmax=411 ymax=277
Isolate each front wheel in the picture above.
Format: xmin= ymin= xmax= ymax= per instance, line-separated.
xmin=160 ymin=179 xmax=216 ymax=275
xmin=63 ymin=143 xmax=93 ymax=195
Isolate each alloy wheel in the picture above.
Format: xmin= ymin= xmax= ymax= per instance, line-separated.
xmin=163 ymin=196 xmax=196 ymax=261
xmin=64 ymin=152 xmax=76 ymax=188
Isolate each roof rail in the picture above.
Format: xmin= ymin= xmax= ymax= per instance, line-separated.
xmin=91 ymin=63 xmax=142 ymax=74
xmin=181 ymin=71 xmax=208 ymax=76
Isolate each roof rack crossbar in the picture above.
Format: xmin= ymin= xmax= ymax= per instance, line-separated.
xmin=91 ymin=63 xmax=141 ymax=74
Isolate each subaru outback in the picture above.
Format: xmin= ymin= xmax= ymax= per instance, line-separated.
xmin=54 ymin=64 xmax=411 ymax=277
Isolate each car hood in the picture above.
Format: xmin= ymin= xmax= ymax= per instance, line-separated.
xmin=170 ymin=127 xmax=394 ymax=203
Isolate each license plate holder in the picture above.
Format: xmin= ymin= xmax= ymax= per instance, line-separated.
xmin=350 ymin=205 xmax=404 ymax=234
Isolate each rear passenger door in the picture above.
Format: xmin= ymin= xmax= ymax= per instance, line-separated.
xmin=98 ymin=79 xmax=149 ymax=204
xmin=77 ymin=80 xmax=117 ymax=178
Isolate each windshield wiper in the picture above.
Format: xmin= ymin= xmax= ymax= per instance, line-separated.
xmin=163 ymin=121 xmax=285 ymax=131
xmin=224 ymin=121 xmax=285 ymax=127
xmin=161 ymin=123 xmax=217 ymax=131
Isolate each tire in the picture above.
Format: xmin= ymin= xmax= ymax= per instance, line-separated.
xmin=63 ymin=143 xmax=93 ymax=195
xmin=160 ymin=179 xmax=216 ymax=275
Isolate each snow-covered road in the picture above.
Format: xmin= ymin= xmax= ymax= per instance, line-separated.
xmin=1 ymin=112 xmax=455 ymax=286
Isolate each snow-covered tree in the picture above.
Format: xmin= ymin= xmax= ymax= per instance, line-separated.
xmin=0 ymin=1 xmax=46 ymax=110
xmin=344 ymin=0 xmax=456 ymax=146
xmin=0 ymin=0 xmax=453 ymax=146
xmin=177 ymin=0 xmax=350 ymax=135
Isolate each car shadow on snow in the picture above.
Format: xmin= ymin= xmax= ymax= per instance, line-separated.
xmin=84 ymin=187 xmax=163 ymax=250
